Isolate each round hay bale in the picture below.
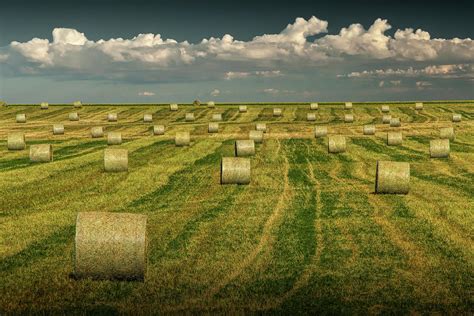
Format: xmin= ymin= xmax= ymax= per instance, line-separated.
xmin=328 ymin=135 xmax=346 ymax=153
xmin=314 ymin=126 xmax=328 ymax=138
xmin=185 ymin=113 xmax=195 ymax=122
xmin=344 ymin=114 xmax=354 ymax=123
xmin=382 ymin=114 xmax=392 ymax=124
xmin=175 ymin=131 xmax=190 ymax=146
xmin=430 ymin=139 xmax=450 ymax=158
xmin=239 ymin=105 xmax=247 ymax=113
xmin=390 ymin=117 xmax=401 ymax=127
xmin=74 ymin=211 xmax=146 ymax=280
xmin=273 ymin=108 xmax=282 ymax=117
xmin=415 ymin=102 xmax=423 ymax=110
xmin=256 ymin=123 xmax=267 ymax=133
xmin=235 ymin=140 xmax=255 ymax=157
xmin=381 ymin=105 xmax=390 ymax=113
xmin=345 ymin=102 xmax=353 ymax=109
xmin=193 ymin=99 xmax=201 ymax=106
xmin=73 ymin=101 xmax=82 ymax=108
xmin=363 ymin=125 xmax=375 ymax=135
xmin=153 ymin=125 xmax=165 ymax=135
xmin=387 ymin=132 xmax=402 ymax=146
xmin=7 ymin=132 xmax=26 ymax=150
xmin=107 ymin=113 xmax=118 ymax=122
xmin=249 ymin=130 xmax=264 ymax=144
xmin=91 ymin=127 xmax=104 ymax=138
xmin=53 ymin=124 xmax=64 ymax=135
xmin=221 ymin=157 xmax=251 ymax=184
xmin=440 ymin=127 xmax=455 ymax=140
xmin=212 ymin=113 xmax=223 ymax=121
xmin=170 ymin=103 xmax=178 ymax=111
xmin=107 ymin=132 xmax=122 ymax=145
xmin=310 ymin=103 xmax=319 ymax=110
xmin=452 ymin=114 xmax=461 ymax=122
xmin=375 ymin=161 xmax=410 ymax=194
xmin=307 ymin=113 xmax=316 ymax=121
xmin=69 ymin=112 xmax=80 ymax=121
xmin=208 ymin=122 xmax=219 ymax=133
xmin=16 ymin=114 xmax=26 ymax=123
xmin=207 ymin=101 xmax=215 ymax=108
xmin=143 ymin=114 xmax=153 ymax=122
xmin=30 ymin=144 xmax=53 ymax=162
xmin=104 ymin=148 xmax=128 ymax=172
xmin=40 ymin=102 xmax=49 ymax=110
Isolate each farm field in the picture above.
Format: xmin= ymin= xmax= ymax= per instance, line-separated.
xmin=0 ymin=102 xmax=473 ymax=314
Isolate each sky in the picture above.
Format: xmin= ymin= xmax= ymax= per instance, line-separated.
xmin=0 ymin=0 xmax=473 ymax=103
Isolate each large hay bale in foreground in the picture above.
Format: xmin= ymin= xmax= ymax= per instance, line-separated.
xmin=363 ymin=125 xmax=375 ymax=135
xmin=387 ymin=132 xmax=403 ymax=146
xmin=170 ymin=103 xmax=178 ymax=111
xmin=235 ymin=140 xmax=255 ymax=157
xmin=175 ymin=131 xmax=190 ymax=146
xmin=74 ymin=212 xmax=147 ymax=280
xmin=143 ymin=114 xmax=153 ymax=122
xmin=256 ymin=123 xmax=267 ymax=133
xmin=440 ymin=127 xmax=455 ymax=140
xmin=382 ymin=114 xmax=392 ymax=124
xmin=212 ymin=113 xmax=223 ymax=121
xmin=40 ymin=102 xmax=49 ymax=110
xmin=452 ymin=114 xmax=461 ymax=122
xmin=307 ymin=113 xmax=316 ymax=121
xmin=375 ymin=161 xmax=410 ymax=194
xmin=207 ymin=101 xmax=215 ymax=108
xmin=107 ymin=113 xmax=118 ymax=122
xmin=16 ymin=114 xmax=26 ymax=123
xmin=381 ymin=105 xmax=390 ymax=113
xmin=221 ymin=157 xmax=251 ymax=184
xmin=249 ymin=130 xmax=263 ymax=143
xmin=430 ymin=139 xmax=450 ymax=158
xmin=185 ymin=113 xmax=195 ymax=122
xmin=345 ymin=102 xmax=353 ymax=109
xmin=153 ymin=125 xmax=165 ymax=135
xmin=239 ymin=105 xmax=247 ymax=113
xmin=73 ymin=101 xmax=82 ymax=108
xmin=91 ymin=127 xmax=104 ymax=138
xmin=53 ymin=124 xmax=64 ymax=135
xmin=104 ymin=148 xmax=128 ymax=172
xmin=193 ymin=99 xmax=201 ymax=106
xmin=344 ymin=114 xmax=354 ymax=123
xmin=7 ymin=132 xmax=26 ymax=150
xmin=314 ymin=126 xmax=328 ymax=138
xmin=273 ymin=108 xmax=282 ymax=117
xmin=69 ymin=112 xmax=80 ymax=121
xmin=328 ymin=135 xmax=346 ymax=153
xmin=107 ymin=132 xmax=122 ymax=145
xmin=310 ymin=103 xmax=319 ymax=110
xmin=208 ymin=122 xmax=219 ymax=133
xmin=415 ymin=102 xmax=423 ymax=110
xmin=390 ymin=118 xmax=401 ymax=127
xmin=30 ymin=144 xmax=53 ymax=162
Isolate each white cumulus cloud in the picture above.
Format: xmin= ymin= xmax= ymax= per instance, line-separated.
xmin=138 ymin=91 xmax=155 ymax=96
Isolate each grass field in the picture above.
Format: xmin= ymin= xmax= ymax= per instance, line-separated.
xmin=0 ymin=102 xmax=473 ymax=314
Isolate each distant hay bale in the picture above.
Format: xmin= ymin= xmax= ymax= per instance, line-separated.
xmin=107 ymin=132 xmax=122 ymax=145
xmin=207 ymin=101 xmax=215 ymax=108
xmin=363 ymin=125 xmax=375 ymax=135
xmin=170 ymin=103 xmax=178 ymax=111
xmin=30 ymin=144 xmax=53 ymax=162
xmin=221 ymin=157 xmax=251 ymax=184
xmin=249 ymin=130 xmax=264 ymax=143
xmin=381 ymin=105 xmax=390 ymax=113
xmin=40 ymin=102 xmax=49 ymax=110
xmin=7 ymin=132 xmax=26 ymax=150
xmin=16 ymin=114 xmax=26 ymax=123
xmin=387 ymin=132 xmax=403 ymax=146
xmin=375 ymin=161 xmax=410 ymax=194
xmin=143 ymin=114 xmax=153 ymax=122
xmin=390 ymin=117 xmax=401 ymax=127
xmin=314 ymin=126 xmax=328 ymax=138
xmin=430 ymin=139 xmax=450 ymax=158
xmin=73 ymin=101 xmax=82 ymax=108
xmin=69 ymin=112 xmax=80 ymax=121
xmin=235 ymin=140 xmax=255 ymax=157
xmin=0 ymin=100 xmax=7 ymax=107
xmin=53 ymin=124 xmax=64 ymax=135
xmin=107 ymin=113 xmax=118 ymax=122
xmin=382 ymin=114 xmax=392 ymax=124
xmin=310 ymin=103 xmax=319 ymax=110
xmin=104 ymin=148 xmax=128 ymax=172
xmin=185 ymin=113 xmax=195 ymax=122
xmin=273 ymin=108 xmax=282 ymax=117
xmin=452 ymin=114 xmax=461 ymax=122
xmin=415 ymin=102 xmax=423 ymax=110
xmin=74 ymin=212 xmax=147 ymax=280
xmin=344 ymin=114 xmax=354 ymax=123
xmin=91 ymin=127 xmax=104 ymax=138
xmin=256 ymin=123 xmax=267 ymax=133
xmin=328 ymin=135 xmax=346 ymax=153
xmin=307 ymin=113 xmax=316 ymax=121
xmin=345 ymin=102 xmax=353 ymax=109
xmin=175 ymin=131 xmax=190 ymax=146
xmin=193 ymin=99 xmax=201 ymax=106
xmin=212 ymin=113 xmax=223 ymax=121
xmin=239 ymin=105 xmax=247 ymax=113
xmin=440 ymin=127 xmax=455 ymax=140
xmin=153 ymin=125 xmax=165 ymax=135
xmin=208 ymin=122 xmax=219 ymax=133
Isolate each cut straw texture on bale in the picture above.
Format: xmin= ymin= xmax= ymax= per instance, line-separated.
xmin=40 ymin=102 xmax=49 ymax=110
xmin=208 ymin=122 xmax=219 ymax=133
xmin=7 ymin=132 xmax=26 ymax=150
xmin=104 ymin=148 xmax=128 ymax=172
xmin=452 ymin=114 xmax=461 ymax=122
xmin=345 ymin=102 xmax=353 ymax=109
xmin=212 ymin=113 xmax=223 ymax=121
xmin=328 ymin=135 xmax=346 ymax=153
xmin=207 ymin=101 xmax=215 ymax=108
xmin=107 ymin=113 xmax=118 ymax=122
xmin=382 ymin=114 xmax=392 ymax=124
xmin=185 ymin=113 xmax=195 ymax=122
xmin=381 ymin=105 xmax=390 ymax=113
xmin=16 ymin=114 xmax=26 ymax=123
xmin=363 ymin=125 xmax=375 ymax=135
xmin=143 ymin=114 xmax=153 ymax=122
xmin=91 ymin=127 xmax=104 ymax=138
xmin=74 ymin=212 xmax=147 ymax=280
xmin=175 ymin=131 xmax=190 ymax=146
xmin=415 ymin=102 xmax=423 ymax=110
xmin=390 ymin=118 xmax=401 ymax=127
xmin=430 ymin=139 xmax=450 ymax=158
xmin=69 ymin=113 xmax=80 ymax=121
xmin=235 ymin=140 xmax=255 ymax=157
xmin=344 ymin=114 xmax=354 ymax=123
xmin=30 ymin=144 xmax=53 ymax=162
xmin=256 ymin=123 xmax=267 ymax=133
xmin=53 ymin=124 xmax=64 ymax=135
xmin=440 ymin=127 xmax=455 ymax=140
xmin=221 ymin=157 xmax=251 ymax=184
xmin=73 ymin=101 xmax=82 ymax=108
xmin=307 ymin=113 xmax=316 ymax=121
xmin=314 ymin=126 xmax=328 ymax=138
xmin=273 ymin=108 xmax=282 ymax=117
xmin=153 ymin=125 xmax=165 ymax=135
xmin=170 ymin=103 xmax=178 ymax=111
xmin=387 ymin=132 xmax=403 ymax=146
xmin=375 ymin=161 xmax=410 ymax=194
xmin=107 ymin=132 xmax=122 ymax=145
xmin=310 ymin=103 xmax=319 ymax=110
xmin=239 ymin=105 xmax=247 ymax=113
xmin=249 ymin=130 xmax=264 ymax=143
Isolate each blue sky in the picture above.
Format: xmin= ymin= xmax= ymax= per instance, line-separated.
xmin=0 ymin=0 xmax=473 ymax=103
